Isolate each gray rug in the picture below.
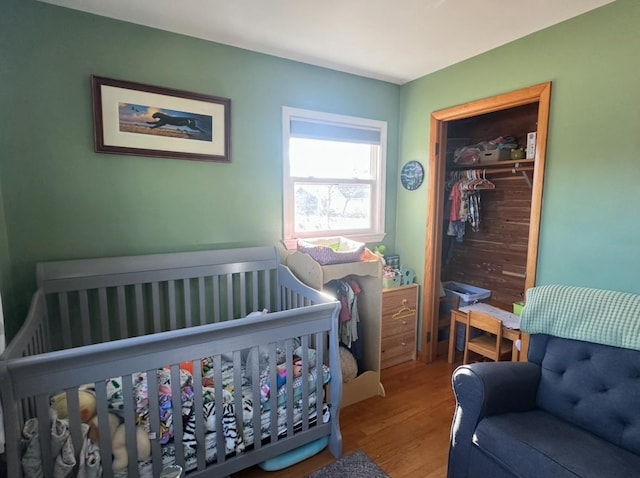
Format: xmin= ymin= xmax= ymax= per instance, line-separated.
xmin=308 ymin=450 xmax=389 ymax=478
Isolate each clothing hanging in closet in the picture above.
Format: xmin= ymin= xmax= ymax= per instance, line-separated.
xmin=446 ymin=170 xmax=494 ymax=242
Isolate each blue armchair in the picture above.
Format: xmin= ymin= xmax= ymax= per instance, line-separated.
xmin=448 ymin=285 xmax=640 ymax=478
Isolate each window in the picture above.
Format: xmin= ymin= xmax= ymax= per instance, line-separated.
xmin=282 ymin=107 xmax=387 ymax=248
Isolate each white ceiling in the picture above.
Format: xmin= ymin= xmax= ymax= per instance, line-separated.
xmin=40 ymin=0 xmax=614 ymax=84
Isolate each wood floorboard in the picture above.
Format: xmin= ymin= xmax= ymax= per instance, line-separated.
xmin=231 ymin=358 xmax=459 ymax=478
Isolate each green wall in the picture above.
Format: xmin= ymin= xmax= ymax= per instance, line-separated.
xmin=0 ymin=0 xmax=400 ymax=338
xmin=397 ymin=0 xmax=640 ymax=298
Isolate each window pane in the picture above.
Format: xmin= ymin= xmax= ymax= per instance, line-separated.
xmin=294 ymin=183 xmax=371 ymax=233
xmin=289 ymin=138 xmax=374 ymax=179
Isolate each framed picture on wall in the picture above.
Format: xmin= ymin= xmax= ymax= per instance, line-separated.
xmin=91 ymin=75 xmax=231 ymax=163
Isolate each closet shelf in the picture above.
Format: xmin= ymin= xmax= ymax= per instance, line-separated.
xmin=449 ymin=159 xmax=534 ymax=171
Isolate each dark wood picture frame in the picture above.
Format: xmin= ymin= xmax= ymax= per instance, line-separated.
xmin=91 ymin=75 xmax=231 ymax=163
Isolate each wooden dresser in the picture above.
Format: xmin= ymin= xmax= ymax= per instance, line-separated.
xmin=381 ymin=284 xmax=419 ymax=369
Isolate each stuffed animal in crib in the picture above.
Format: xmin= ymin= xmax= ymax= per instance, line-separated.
xmin=50 ymin=389 xmax=97 ymax=423
xmin=51 ymin=389 xmax=150 ymax=470
xmin=111 ymin=421 xmax=151 ymax=470
xmin=87 ymin=412 xmax=120 ymax=444
xmin=260 ymin=355 xmax=302 ymax=400
xmin=88 ymin=412 xmax=151 ymax=471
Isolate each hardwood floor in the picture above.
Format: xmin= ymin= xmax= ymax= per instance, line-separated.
xmin=232 ymin=358 xmax=459 ymax=478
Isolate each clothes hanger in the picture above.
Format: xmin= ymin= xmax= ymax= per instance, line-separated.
xmin=472 ymin=169 xmax=495 ymax=190
xmin=392 ymin=298 xmax=416 ymax=320
xmin=460 ymin=170 xmax=474 ymax=190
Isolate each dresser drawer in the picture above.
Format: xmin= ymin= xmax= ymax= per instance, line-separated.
xmin=381 ymin=313 xmax=417 ymax=338
xmin=382 ymin=285 xmax=418 ymax=317
xmin=381 ymin=330 xmax=416 ymax=369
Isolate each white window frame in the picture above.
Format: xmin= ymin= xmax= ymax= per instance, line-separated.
xmin=282 ymin=106 xmax=387 ymax=249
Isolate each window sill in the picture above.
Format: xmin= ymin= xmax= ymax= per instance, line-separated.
xmin=282 ymin=232 xmax=386 ymax=251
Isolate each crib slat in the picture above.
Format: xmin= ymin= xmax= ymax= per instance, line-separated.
xmin=213 ymin=277 xmax=221 ymax=323
xmin=300 ymin=336 xmax=310 ymax=431
xmin=213 ymin=355 xmax=225 ymax=465
xmin=17 ymin=399 xmax=26 ymax=431
xmin=117 ymin=285 xmax=127 ymax=339
xmin=65 ymin=387 xmax=85 ymax=474
xmin=120 ymin=374 xmax=139 ymax=477
xmin=39 ymin=291 xmax=53 ymax=353
xmin=265 ymin=271 xmax=273 ymax=312
xmin=35 ymin=324 xmax=44 ymax=355
xmin=284 ymin=339 xmax=294 ymax=438
xmin=284 ymin=288 xmax=292 ymax=310
xmin=170 ymin=364 xmax=185 ymax=467
xmin=290 ymin=288 xmax=296 ymax=311
xmin=249 ymin=347 xmax=262 ymax=451
xmin=146 ymin=369 xmax=163 ymax=478
xmin=233 ymin=350 xmax=244 ymax=454
xmin=28 ymin=397 xmax=36 ymax=419
xmin=239 ymin=272 xmax=247 ymax=317
xmin=6 ymin=400 xmax=23 ymax=478
xmin=183 ymin=278 xmax=192 ymax=328
xmin=94 ymin=380 xmax=115 ymax=478
xmin=152 ymin=282 xmax=161 ymax=333
xmin=98 ymin=287 xmax=110 ymax=342
xmin=32 ymin=394 xmax=53 ymax=478
xmin=316 ymin=332 xmax=326 ymax=430
xmin=168 ymin=279 xmax=177 ymax=331
xmin=267 ymin=342 xmax=278 ymax=442
xmin=226 ymin=273 xmax=233 ymax=320
xmin=198 ymin=276 xmax=206 ymax=326
xmin=315 ymin=332 xmax=325 ymax=400
xmin=58 ymin=292 xmax=72 ymax=350
xmin=249 ymin=271 xmax=257 ymax=313
xmin=134 ymin=283 xmax=145 ymax=336
xmin=191 ymin=359 xmax=206 ymax=471
xmin=79 ymin=290 xmax=91 ymax=345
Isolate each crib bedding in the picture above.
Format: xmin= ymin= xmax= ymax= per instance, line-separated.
xmin=23 ymin=348 xmax=330 ymax=477
xmin=146 ymin=396 xmax=329 ymax=477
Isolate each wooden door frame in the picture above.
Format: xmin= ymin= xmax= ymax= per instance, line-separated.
xmin=419 ymin=82 xmax=552 ymax=363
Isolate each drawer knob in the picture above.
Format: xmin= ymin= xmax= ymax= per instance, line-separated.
xmin=401 ymin=342 xmax=406 ymax=346
xmin=401 ymin=320 xmax=407 ymax=325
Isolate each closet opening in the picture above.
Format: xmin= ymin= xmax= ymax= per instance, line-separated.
xmin=419 ymin=82 xmax=552 ymax=364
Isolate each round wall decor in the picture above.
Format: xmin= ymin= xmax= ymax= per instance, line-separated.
xmin=400 ymin=160 xmax=424 ymax=190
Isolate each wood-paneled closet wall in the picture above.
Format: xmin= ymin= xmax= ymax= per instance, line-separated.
xmin=442 ymin=103 xmax=538 ymax=305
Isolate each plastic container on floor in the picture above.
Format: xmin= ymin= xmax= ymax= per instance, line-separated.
xmin=443 ymin=281 xmax=491 ymax=306
xmin=443 ymin=281 xmax=492 ymax=351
